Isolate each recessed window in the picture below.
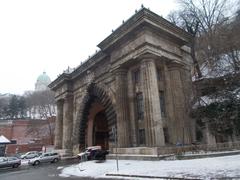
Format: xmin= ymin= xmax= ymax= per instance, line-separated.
xmin=139 ymin=129 xmax=146 ymax=145
xmin=136 ymin=92 xmax=144 ymax=120
xmin=159 ymin=91 xmax=166 ymax=117
xmin=163 ymin=128 xmax=169 ymax=143
xmin=157 ymin=68 xmax=162 ymax=81
xmin=132 ymin=69 xmax=140 ymax=84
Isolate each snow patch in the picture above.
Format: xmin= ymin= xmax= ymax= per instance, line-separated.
xmin=60 ymin=155 xmax=240 ymax=179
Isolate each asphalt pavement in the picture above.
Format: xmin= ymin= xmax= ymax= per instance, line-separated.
xmin=0 ymin=160 xmax=118 ymax=180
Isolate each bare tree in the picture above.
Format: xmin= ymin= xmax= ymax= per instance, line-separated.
xmin=168 ymin=10 xmax=202 ymax=78
xmin=24 ymin=90 xmax=56 ymax=145
xmin=24 ymin=90 xmax=56 ymax=119
xmin=168 ymin=0 xmax=237 ymax=78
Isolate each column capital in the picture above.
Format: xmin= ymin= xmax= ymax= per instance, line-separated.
xmin=139 ymin=53 xmax=157 ymax=63
xmin=63 ymin=93 xmax=73 ymax=101
xmin=114 ymin=68 xmax=128 ymax=76
xmin=167 ymin=62 xmax=183 ymax=71
xmin=56 ymin=99 xmax=64 ymax=105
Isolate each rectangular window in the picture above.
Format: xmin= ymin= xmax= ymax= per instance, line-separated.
xmin=157 ymin=68 xmax=162 ymax=81
xmin=159 ymin=91 xmax=166 ymax=117
xmin=136 ymin=92 xmax=144 ymax=120
xmin=139 ymin=129 xmax=146 ymax=145
xmin=163 ymin=128 xmax=169 ymax=143
xmin=133 ymin=69 xmax=140 ymax=84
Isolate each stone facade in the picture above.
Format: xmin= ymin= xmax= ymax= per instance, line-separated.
xmin=49 ymin=8 xmax=194 ymax=155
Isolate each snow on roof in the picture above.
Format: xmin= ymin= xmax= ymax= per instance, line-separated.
xmin=0 ymin=135 xmax=10 ymax=143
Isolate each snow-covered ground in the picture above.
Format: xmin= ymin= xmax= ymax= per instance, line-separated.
xmin=60 ymin=155 xmax=240 ymax=179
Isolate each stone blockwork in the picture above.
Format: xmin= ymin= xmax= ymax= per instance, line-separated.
xmin=49 ymin=8 xmax=194 ymax=155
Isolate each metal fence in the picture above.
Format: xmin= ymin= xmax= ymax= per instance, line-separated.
xmin=157 ymin=141 xmax=240 ymax=155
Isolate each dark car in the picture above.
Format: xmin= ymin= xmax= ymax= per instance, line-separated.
xmin=77 ymin=146 xmax=101 ymax=161
xmin=0 ymin=157 xmax=21 ymax=168
xmin=94 ymin=149 xmax=109 ymax=161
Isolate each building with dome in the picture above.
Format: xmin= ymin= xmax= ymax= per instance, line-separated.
xmin=35 ymin=72 xmax=51 ymax=91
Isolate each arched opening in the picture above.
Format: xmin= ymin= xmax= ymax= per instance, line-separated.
xmin=93 ymin=111 xmax=109 ymax=150
xmin=84 ymin=101 xmax=109 ymax=150
xmin=78 ymin=83 xmax=116 ymax=151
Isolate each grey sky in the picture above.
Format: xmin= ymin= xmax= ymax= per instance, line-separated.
xmin=0 ymin=0 xmax=178 ymax=95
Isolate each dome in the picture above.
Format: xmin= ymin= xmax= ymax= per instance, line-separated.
xmin=37 ymin=72 xmax=51 ymax=84
xmin=35 ymin=72 xmax=51 ymax=91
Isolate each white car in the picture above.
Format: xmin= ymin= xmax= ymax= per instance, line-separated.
xmin=20 ymin=151 xmax=41 ymax=159
xmin=28 ymin=152 xmax=60 ymax=166
xmin=0 ymin=157 xmax=21 ymax=168
xmin=77 ymin=146 xmax=101 ymax=160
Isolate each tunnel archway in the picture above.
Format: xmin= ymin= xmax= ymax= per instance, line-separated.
xmin=78 ymin=83 xmax=116 ymax=150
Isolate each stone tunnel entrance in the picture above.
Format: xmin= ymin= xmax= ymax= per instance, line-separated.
xmin=85 ymin=101 xmax=109 ymax=150
xmin=78 ymin=84 xmax=116 ymax=151
xmin=93 ymin=111 xmax=109 ymax=150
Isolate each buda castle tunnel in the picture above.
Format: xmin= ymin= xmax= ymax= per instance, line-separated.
xmin=49 ymin=8 xmax=195 ymax=155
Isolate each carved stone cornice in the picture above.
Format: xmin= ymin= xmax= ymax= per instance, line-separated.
xmin=48 ymin=73 xmax=72 ymax=91
xmin=98 ymin=8 xmax=192 ymax=51
xmin=49 ymin=51 xmax=107 ymax=92
xmin=114 ymin=68 xmax=128 ymax=76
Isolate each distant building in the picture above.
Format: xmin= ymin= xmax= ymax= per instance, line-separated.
xmin=0 ymin=118 xmax=55 ymax=154
xmin=35 ymin=72 xmax=51 ymax=91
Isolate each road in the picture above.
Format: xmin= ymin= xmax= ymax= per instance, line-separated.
xmin=0 ymin=160 xmax=117 ymax=180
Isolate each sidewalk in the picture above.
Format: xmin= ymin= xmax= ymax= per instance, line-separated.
xmin=60 ymin=154 xmax=240 ymax=179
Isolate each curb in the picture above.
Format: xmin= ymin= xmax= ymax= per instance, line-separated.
xmin=105 ymin=173 xmax=201 ymax=180
xmin=61 ymin=156 xmax=78 ymax=161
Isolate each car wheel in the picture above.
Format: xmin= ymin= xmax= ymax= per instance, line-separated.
xmin=52 ymin=158 xmax=59 ymax=163
xmin=12 ymin=163 xmax=19 ymax=168
xmin=34 ymin=160 xmax=40 ymax=166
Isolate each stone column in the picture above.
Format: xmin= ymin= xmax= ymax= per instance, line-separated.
xmin=180 ymin=67 xmax=195 ymax=143
xmin=205 ymin=122 xmax=216 ymax=145
xmin=54 ymin=100 xmax=63 ymax=149
xmin=128 ymin=70 xmax=137 ymax=146
xmin=62 ymin=95 xmax=74 ymax=151
xmin=169 ymin=65 xmax=191 ymax=144
xmin=72 ymin=95 xmax=81 ymax=155
xmin=140 ymin=55 xmax=165 ymax=147
xmin=163 ymin=63 xmax=176 ymax=144
xmin=115 ymin=68 xmax=130 ymax=147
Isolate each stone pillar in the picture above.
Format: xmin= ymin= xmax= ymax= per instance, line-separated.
xmin=62 ymin=95 xmax=74 ymax=151
xmin=140 ymin=55 xmax=165 ymax=146
xmin=115 ymin=68 xmax=130 ymax=147
xmin=72 ymin=95 xmax=81 ymax=155
xmin=205 ymin=122 xmax=216 ymax=145
xmin=180 ymin=66 xmax=194 ymax=143
xmin=169 ymin=65 xmax=191 ymax=144
xmin=54 ymin=100 xmax=63 ymax=149
xmin=163 ymin=63 xmax=176 ymax=144
xmin=128 ymin=70 xmax=137 ymax=146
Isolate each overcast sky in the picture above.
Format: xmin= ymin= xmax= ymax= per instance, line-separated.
xmin=0 ymin=0 xmax=178 ymax=95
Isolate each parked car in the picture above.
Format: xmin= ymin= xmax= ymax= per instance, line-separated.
xmin=20 ymin=151 xmax=41 ymax=159
xmin=94 ymin=149 xmax=109 ymax=161
xmin=77 ymin=146 xmax=101 ymax=160
xmin=28 ymin=152 xmax=60 ymax=166
xmin=0 ymin=157 xmax=21 ymax=168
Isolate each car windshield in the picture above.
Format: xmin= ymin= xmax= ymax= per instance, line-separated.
xmin=0 ymin=157 xmax=7 ymax=162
